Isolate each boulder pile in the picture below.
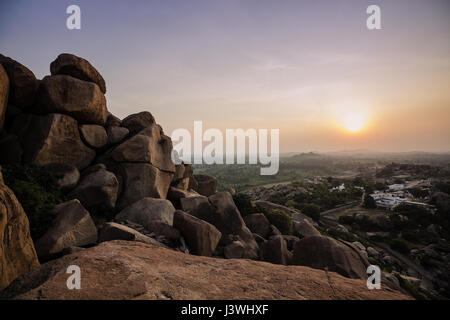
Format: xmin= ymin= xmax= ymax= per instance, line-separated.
xmin=0 ymin=53 xmax=408 ymax=299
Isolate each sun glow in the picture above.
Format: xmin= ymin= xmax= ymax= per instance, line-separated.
xmin=343 ymin=113 xmax=366 ymax=132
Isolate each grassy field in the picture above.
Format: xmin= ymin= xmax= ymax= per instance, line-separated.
xmin=193 ymin=164 xmax=330 ymax=192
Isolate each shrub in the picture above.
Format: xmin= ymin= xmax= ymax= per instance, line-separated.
xmin=363 ymin=195 xmax=377 ymax=209
xmin=301 ymin=204 xmax=320 ymax=221
xmin=338 ymin=215 xmax=355 ymax=225
xmin=232 ymin=193 xmax=256 ymax=218
xmin=389 ymin=238 xmax=410 ymax=255
xmin=264 ymin=209 xmax=294 ymax=235
xmin=2 ymin=164 xmax=66 ymax=240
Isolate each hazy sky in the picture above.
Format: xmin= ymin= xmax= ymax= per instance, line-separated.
xmin=1 ymin=0 xmax=449 ymax=152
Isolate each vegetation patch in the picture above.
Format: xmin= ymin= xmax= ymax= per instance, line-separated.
xmin=263 ymin=209 xmax=294 ymax=235
xmin=2 ymin=164 xmax=66 ymax=240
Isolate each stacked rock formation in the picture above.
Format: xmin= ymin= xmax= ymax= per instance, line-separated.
xmin=0 ymin=53 xmax=405 ymax=299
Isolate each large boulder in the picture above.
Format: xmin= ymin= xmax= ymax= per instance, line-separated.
xmin=0 ymin=168 xmax=40 ymax=291
xmin=260 ymin=235 xmax=292 ymax=265
xmin=68 ymin=169 xmax=119 ymax=210
xmin=107 ymin=126 xmax=129 ymax=145
xmin=291 ymin=235 xmax=369 ymax=279
xmin=50 ymin=53 xmax=106 ymax=93
xmin=182 ymin=191 xmax=258 ymax=259
xmin=294 ymin=219 xmax=321 ymax=239
xmin=0 ymin=54 xmax=38 ymax=108
xmin=0 ymin=241 xmax=410 ymax=300
xmin=35 ymin=75 xmax=108 ymax=125
xmin=244 ymin=213 xmax=271 ymax=239
xmin=79 ymin=124 xmax=108 ymax=149
xmin=114 ymin=163 xmax=174 ymax=209
xmin=121 ymin=111 xmax=155 ymax=134
xmin=193 ymin=174 xmax=218 ymax=196
xmin=0 ymin=64 xmax=9 ymax=130
xmin=35 ymin=199 xmax=97 ymax=261
xmin=167 ymin=187 xmax=199 ymax=209
xmin=98 ymin=222 xmax=162 ymax=246
xmin=111 ymin=124 xmax=175 ymax=173
xmin=115 ymin=198 xmax=175 ymax=227
xmin=173 ymin=210 xmax=221 ymax=257
xmin=19 ymin=113 xmax=95 ymax=170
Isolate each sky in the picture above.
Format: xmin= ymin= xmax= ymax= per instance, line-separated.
xmin=1 ymin=0 xmax=449 ymax=153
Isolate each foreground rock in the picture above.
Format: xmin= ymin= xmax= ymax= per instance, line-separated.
xmin=0 ymin=169 xmax=39 ymax=291
xmin=291 ymin=236 xmax=369 ymax=279
xmin=35 ymin=75 xmax=107 ymax=125
xmin=35 ymin=200 xmax=97 ymax=261
xmin=173 ymin=210 xmax=221 ymax=257
xmin=50 ymin=53 xmax=107 ymax=93
xmin=0 ymin=241 xmax=410 ymax=300
xmin=98 ymin=222 xmax=162 ymax=246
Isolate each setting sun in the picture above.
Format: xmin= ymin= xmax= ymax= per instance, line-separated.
xmin=344 ymin=114 xmax=366 ymax=132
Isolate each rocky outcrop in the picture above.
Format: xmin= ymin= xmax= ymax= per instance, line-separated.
xmin=173 ymin=210 xmax=221 ymax=257
xmin=50 ymin=53 xmax=107 ymax=94
xmin=19 ymin=113 xmax=96 ymax=169
xmin=182 ymin=191 xmax=259 ymax=259
xmin=0 ymin=168 xmax=39 ymax=291
xmin=115 ymin=197 xmax=175 ymax=227
xmin=260 ymin=235 xmax=292 ymax=265
xmin=294 ymin=219 xmax=321 ymax=238
xmin=244 ymin=213 xmax=271 ymax=239
xmin=291 ymin=235 xmax=369 ymax=279
xmin=193 ymin=174 xmax=218 ymax=196
xmin=0 ymin=54 xmax=38 ymax=108
xmin=68 ymin=168 xmax=119 ymax=210
xmin=0 ymin=241 xmax=410 ymax=300
xmin=0 ymin=64 xmax=9 ymax=130
xmin=35 ymin=75 xmax=107 ymax=125
xmin=121 ymin=111 xmax=155 ymax=134
xmin=115 ymin=163 xmax=174 ymax=209
xmin=35 ymin=199 xmax=97 ymax=261
xmin=255 ymin=200 xmax=314 ymax=224
xmin=111 ymin=124 xmax=175 ymax=173
xmin=79 ymin=124 xmax=108 ymax=149
xmin=107 ymin=126 xmax=129 ymax=145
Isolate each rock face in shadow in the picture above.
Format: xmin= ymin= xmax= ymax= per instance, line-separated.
xmin=0 ymin=168 xmax=39 ymax=291
xmin=35 ymin=75 xmax=107 ymax=125
xmin=0 ymin=64 xmax=9 ymax=130
xmin=0 ymin=241 xmax=410 ymax=300
xmin=0 ymin=54 xmax=38 ymax=109
xmin=35 ymin=199 xmax=97 ymax=261
xmin=173 ymin=210 xmax=221 ymax=257
xmin=50 ymin=53 xmax=107 ymax=94
xmin=19 ymin=113 xmax=95 ymax=170
xmin=291 ymin=235 xmax=369 ymax=279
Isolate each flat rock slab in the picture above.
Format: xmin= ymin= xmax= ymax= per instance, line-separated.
xmin=1 ymin=241 xmax=411 ymax=300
